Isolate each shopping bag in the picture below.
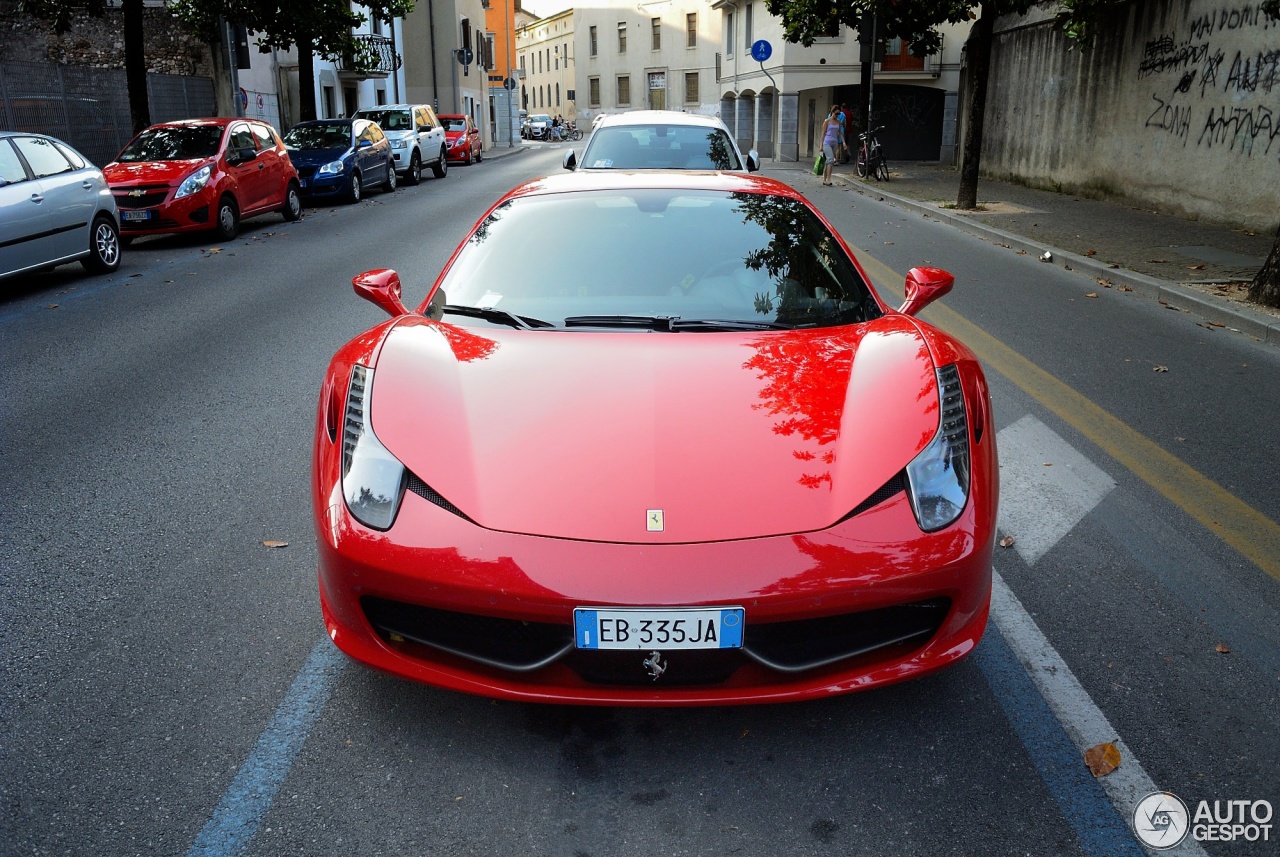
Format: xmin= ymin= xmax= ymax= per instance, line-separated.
xmin=813 ymin=153 xmax=825 ymax=176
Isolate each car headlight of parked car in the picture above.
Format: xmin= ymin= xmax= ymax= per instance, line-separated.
xmin=341 ymin=365 xmax=407 ymax=531
xmin=174 ymin=165 xmax=212 ymax=200
xmin=319 ymin=159 xmax=346 ymax=175
xmin=391 ymin=140 xmax=407 ymax=149
xmin=904 ymin=364 xmax=970 ymax=532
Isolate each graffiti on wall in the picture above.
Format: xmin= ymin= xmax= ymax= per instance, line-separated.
xmin=1140 ymin=3 xmax=1280 ymax=160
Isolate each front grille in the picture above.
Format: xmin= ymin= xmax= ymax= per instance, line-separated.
xmin=361 ymin=595 xmax=951 ymax=685
xmin=743 ymin=598 xmax=950 ymax=672
xmin=295 ymin=165 xmax=318 ymax=179
xmin=362 ymin=596 xmax=573 ymax=672
xmin=113 ymin=188 xmax=169 ymax=208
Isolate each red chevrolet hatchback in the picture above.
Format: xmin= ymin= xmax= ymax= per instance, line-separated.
xmin=104 ymin=118 xmax=302 ymax=242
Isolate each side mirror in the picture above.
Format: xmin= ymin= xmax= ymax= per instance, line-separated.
xmin=898 ymin=266 xmax=955 ymax=316
xmin=353 ymin=268 xmax=410 ymax=317
xmin=562 ymin=150 xmax=577 ymax=171
xmin=746 ymin=150 xmax=761 ymax=172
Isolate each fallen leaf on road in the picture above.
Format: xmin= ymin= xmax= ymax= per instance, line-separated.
xmin=1154 ymin=365 xmax=1169 ymax=372
xmin=1118 ymin=285 xmax=1134 ymax=292
xmin=1085 ymin=292 xmax=1098 ymax=298
xmin=1064 ymin=264 xmax=1073 ymax=270
xmin=1207 ymin=321 xmax=1224 ymax=327
xmin=1148 ymin=259 xmax=1167 ymax=263
xmin=999 ymin=535 xmax=1016 ymax=548
xmin=1016 ymin=250 xmax=1027 ymax=255
xmin=262 ymin=540 xmax=289 ymax=548
xmin=1096 ymin=278 xmax=1112 ymax=287
xmin=204 ymin=247 xmax=222 ymax=254
xmin=1084 ymin=742 xmax=1122 ymax=777
xmin=1086 ymin=249 xmax=1097 ymax=256
xmin=1215 ymin=643 xmax=1231 ymax=654
xmin=1187 ymin=264 xmax=1205 ymax=270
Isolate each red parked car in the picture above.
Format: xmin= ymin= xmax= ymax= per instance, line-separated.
xmin=313 ymin=171 xmax=997 ymax=706
xmin=440 ymin=114 xmax=482 ymax=165
xmin=104 ymin=118 xmax=302 ymax=242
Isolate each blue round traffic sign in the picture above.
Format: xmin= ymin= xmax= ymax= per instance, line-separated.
xmin=751 ymin=40 xmax=772 ymax=62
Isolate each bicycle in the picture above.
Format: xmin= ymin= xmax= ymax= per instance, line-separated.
xmin=563 ymin=122 xmax=583 ymax=141
xmin=855 ymin=126 xmax=889 ymax=181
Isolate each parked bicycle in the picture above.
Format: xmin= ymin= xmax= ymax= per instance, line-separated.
xmin=855 ymin=126 xmax=889 ymax=181
xmin=562 ymin=121 xmax=583 ymax=142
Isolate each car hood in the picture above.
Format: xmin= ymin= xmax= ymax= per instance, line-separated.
xmin=444 ymin=131 xmax=464 ymax=142
xmin=287 ymin=148 xmax=349 ymax=166
xmin=103 ymin=159 xmax=209 ymax=186
xmin=369 ymin=316 xmax=940 ymax=543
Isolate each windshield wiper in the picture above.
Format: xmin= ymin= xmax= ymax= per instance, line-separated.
xmin=668 ymin=318 xmax=799 ymax=331
xmin=563 ymin=315 xmax=679 ymax=330
xmin=441 ymin=305 xmax=556 ymax=330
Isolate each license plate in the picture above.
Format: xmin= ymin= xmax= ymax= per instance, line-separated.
xmin=574 ymin=607 xmax=744 ymax=650
xmin=122 ymin=210 xmax=151 ymax=222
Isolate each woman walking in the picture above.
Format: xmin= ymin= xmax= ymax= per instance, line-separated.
xmin=820 ymin=106 xmax=843 ymax=186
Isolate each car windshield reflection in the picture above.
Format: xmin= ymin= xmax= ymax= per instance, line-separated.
xmin=116 ymin=126 xmax=224 ymax=162
xmin=438 ymin=189 xmax=880 ymax=331
xmin=283 ymin=123 xmax=353 ymax=150
xmin=581 ymin=126 xmax=741 ymax=170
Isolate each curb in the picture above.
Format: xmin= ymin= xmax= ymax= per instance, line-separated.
xmin=843 ymin=178 xmax=1280 ymax=348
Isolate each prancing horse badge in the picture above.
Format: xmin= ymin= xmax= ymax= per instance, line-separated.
xmin=647 ymin=509 xmax=664 ymax=532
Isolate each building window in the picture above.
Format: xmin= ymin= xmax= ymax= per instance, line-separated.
xmin=589 ymin=76 xmax=600 ymax=106
xmin=618 ymin=22 xmax=627 ymax=54
xmin=818 ymin=18 xmax=840 ymax=38
xmin=744 ymin=3 xmax=753 ymax=51
xmin=686 ymin=13 xmax=697 ymax=47
xmin=617 ymin=75 xmax=630 ymax=105
xmin=684 ymin=71 xmax=698 ymax=104
xmin=519 ymin=53 xmax=525 ymax=73
xmin=725 ymin=12 xmax=734 ymax=56
xmin=652 ymin=18 xmax=661 ymax=50
xmin=590 ymin=25 xmax=598 ymax=56
xmin=556 ymin=83 xmax=561 ymax=106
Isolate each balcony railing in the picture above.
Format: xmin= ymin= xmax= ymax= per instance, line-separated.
xmin=336 ymin=34 xmax=402 ymax=79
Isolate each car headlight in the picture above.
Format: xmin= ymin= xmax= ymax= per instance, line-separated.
xmin=341 ymin=365 xmax=407 ymax=531
xmin=391 ymin=139 xmax=406 ymax=149
xmin=319 ymin=159 xmax=345 ymax=175
xmin=174 ymin=165 xmax=212 ymax=200
xmin=905 ymin=364 xmax=970 ymax=532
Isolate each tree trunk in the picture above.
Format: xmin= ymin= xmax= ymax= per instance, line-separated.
xmin=1248 ymin=225 xmax=1280 ymax=308
xmin=122 ymin=0 xmax=150 ymax=133
xmin=957 ymin=10 xmax=994 ymax=210
xmin=298 ymin=42 xmax=318 ymax=121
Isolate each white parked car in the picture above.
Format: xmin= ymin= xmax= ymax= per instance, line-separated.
xmin=563 ymin=111 xmax=760 ymax=172
xmin=353 ymin=104 xmax=448 ymax=184
xmin=0 ymin=131 xmax=121 ymax=281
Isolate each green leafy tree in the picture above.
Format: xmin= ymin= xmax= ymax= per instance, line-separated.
xmin=18 ymin=0 xmax=150 ymax=132
xmin=170 ymin=0 xmax=416 ymax=121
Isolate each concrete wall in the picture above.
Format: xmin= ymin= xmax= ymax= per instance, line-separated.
xmin=986 ymin=0 xmax=1280 ymax=232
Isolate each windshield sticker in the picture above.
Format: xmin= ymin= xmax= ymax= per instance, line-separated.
xmin=591 ymin=159 xmax=614 ymax=168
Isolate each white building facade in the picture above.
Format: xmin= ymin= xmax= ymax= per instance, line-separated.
xmin=516 ymin=9 xmax=577 ymax=122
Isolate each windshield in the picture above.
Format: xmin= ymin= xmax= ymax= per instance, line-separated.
xmin=355 ymin=109 xmax=414 ymax=131
xmin=443 ymin=117 xmax=468 ymax=131
xmin=282 ymin=123 xmax=352 ymax=150
xmin=581 ymin=125 xmax=742 ymax=170
xmin=437 ymin=189 xmax=880 ymax=330
xmin=116 ymin=126 xmax=224 ymax=162
xmin=530 ymin=115 xmax=552 ymax=124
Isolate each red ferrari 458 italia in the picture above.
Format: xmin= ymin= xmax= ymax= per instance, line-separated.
xmin=313 ymin=171 xmax=997 ymax=705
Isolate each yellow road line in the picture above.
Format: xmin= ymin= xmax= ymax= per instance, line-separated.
xmin=855 ymin=248 xmax=1280 ymax=583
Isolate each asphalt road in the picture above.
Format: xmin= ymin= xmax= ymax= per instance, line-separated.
xmin=1 ymin=145 xmax=1276 ymax=857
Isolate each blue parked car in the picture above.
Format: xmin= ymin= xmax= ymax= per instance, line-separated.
xmin=282 ymin=119 xmax=396 ymax=204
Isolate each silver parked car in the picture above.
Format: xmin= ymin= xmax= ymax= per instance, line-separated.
xmin=562 ymin=111 xmax=760 ymax=172
xmin=0 ymin=131 xmax=121 ymax=281
xmin=352 ymin=104 xmax=448 ymax=184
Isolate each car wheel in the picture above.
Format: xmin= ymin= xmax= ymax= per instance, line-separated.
xmin=214 ymin=195 xmax=240 ymax=240
xmin=406 ymin=151 xmax=421 ymax=185
xmin=80 ymin=214 xmax=121 ymax=274
xmin=348 ymin=172 xmax=362 ymax=204
xmin=280 ymin=182 xmax=303 ymax=221
xmin=432 ymin=149 xmax=447 ymax=178
xmin=464 ymin=147 xmax=473 ymax=166
xmin=385 ymin=163 xmax=397 ymax=193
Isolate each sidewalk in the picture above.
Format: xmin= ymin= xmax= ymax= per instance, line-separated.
xmin=763 ymin=160 xmax=1280 ymax=346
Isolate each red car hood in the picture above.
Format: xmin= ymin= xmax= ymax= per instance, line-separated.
xmin=370 ymin=316 xmax=940 ymax=543
xmin=103 ymin=159 xmax=208 ymax=186
xmin=444 ymin=131 xmax=463 ymax=142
